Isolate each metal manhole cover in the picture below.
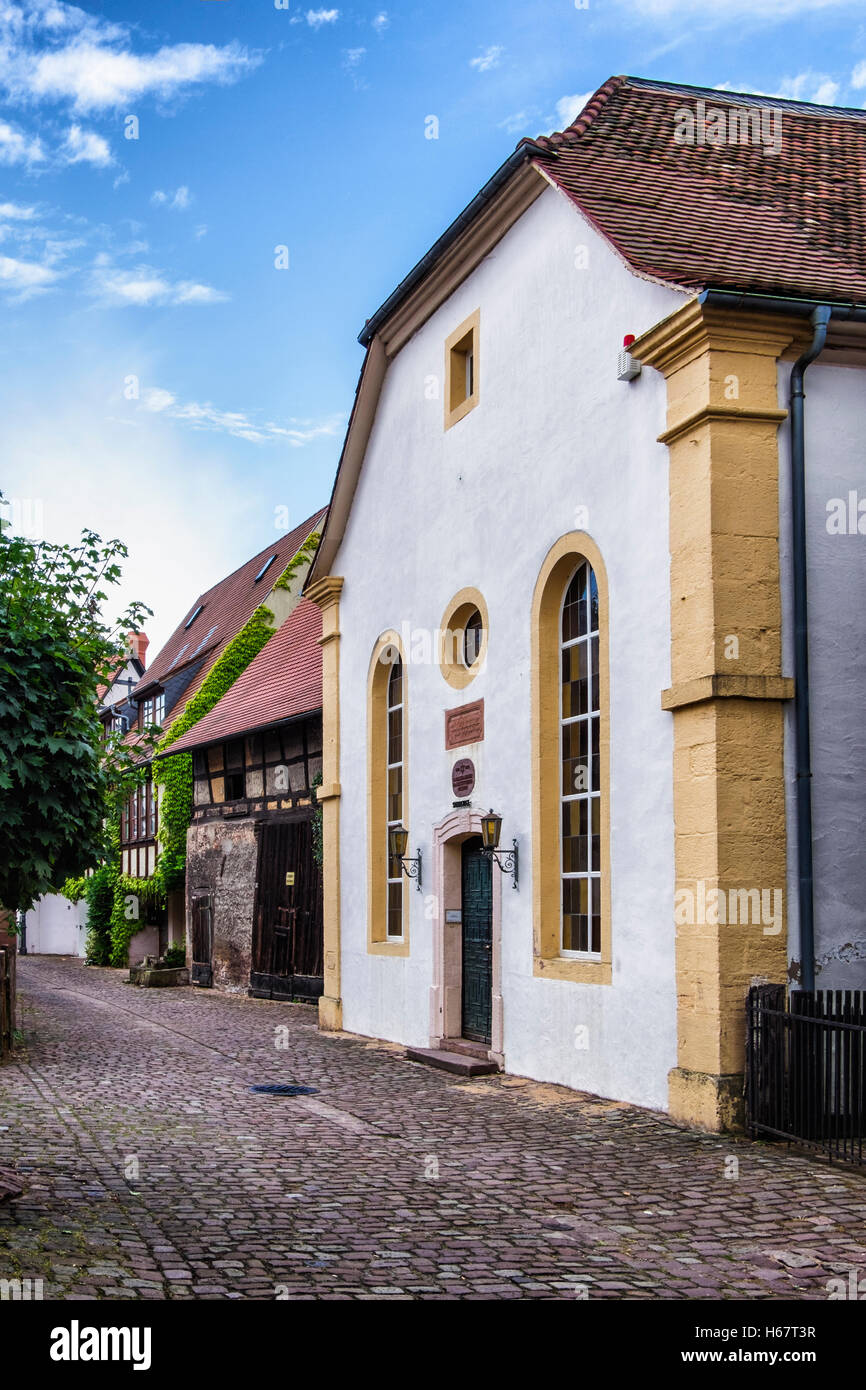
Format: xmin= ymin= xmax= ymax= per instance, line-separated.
xmin=249 ymin=1084 xmax=319 ymax=1096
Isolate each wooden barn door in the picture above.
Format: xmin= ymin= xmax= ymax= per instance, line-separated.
xmin=251 ymin=819 xmax=323 ymax=1002
xmin=190 ymin=893 xmax=213 ymax=988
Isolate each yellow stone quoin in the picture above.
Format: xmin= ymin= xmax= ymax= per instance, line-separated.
xmin=305 ymin=575 xmax=344 ymax=1031
xmin=632 ymin=300 xmax=801 ymax=1131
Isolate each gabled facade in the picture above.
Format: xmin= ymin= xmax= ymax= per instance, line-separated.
xmin=117 ymin=508 xmax=327 ymax=958
xmin=306 ymin=76 xmax=866 ymax=1130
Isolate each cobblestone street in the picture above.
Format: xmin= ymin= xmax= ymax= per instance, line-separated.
xmin=1 ymin=956 xmax=864 ymax=1301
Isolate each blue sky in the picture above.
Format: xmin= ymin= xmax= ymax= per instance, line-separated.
xmin=1 ymin=0 xmax=864 ymax=652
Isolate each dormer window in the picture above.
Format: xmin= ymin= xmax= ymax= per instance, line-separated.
xmin=185 ymin=605 xmax=203 ymax=629
xmin=140 ymin=691 xmax=165 ymax=728
xmin=254 ymin=555 xmax=277 ymax=584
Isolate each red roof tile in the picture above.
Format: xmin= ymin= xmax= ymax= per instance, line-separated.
xmin=163 ymin=598 xmax=322 ymax=755
xmin=531 ymin=76 xmax=866 ymax=303
xmin=133 ymin=507 xmax=327 ymax=703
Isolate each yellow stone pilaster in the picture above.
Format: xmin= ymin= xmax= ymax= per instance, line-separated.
xmin=633 ymin=301 xmax=800 ymax=1132
xmin=306 ymin=575 xmax=344 ymax=1031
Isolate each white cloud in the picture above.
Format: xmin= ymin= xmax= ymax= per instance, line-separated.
xmin=716 ymin=73 xmax=842 ymax=105
xmin=851 ymin=61 xmax=866 ymax=88
xmin=90 ymin=262 xmax=229 ymax=307
xmin=372 ymin=11 xmax=389 ymax=32
xmin=777 ymin=72 xmax=840 ymax=104
xmin=554 ymin=92 xmax=593 ymax=128
xmin=21 ymin=40 xmax=258 ymax=112
xmin=0 ymin=253 xmax=58 ymax=298
xmin=470 ymin=45 xmax=503 ymax=73
xmin=306 ymin=8 xmax=339 ymax=27
xmin=343 ymin=47 xmax=365 ymax=67
xmin=812 ymin=79 xmax=842 ymax=104
xmin=173 ymin=281 xmax=226 ymax=305
xmin=0 ymin=119 xmax=45 ymax=165
xmin=139 ymin=383 xmax=344 ymax=447
xmin=142 ymin=387 xmax=175 ymax=413
xmin=0 ymin=201 xmax=37 ymax=219
xmin=62 ymin=122 xmax=112 ymax=166
xmin=151 ymin=185 xmax=192 ymax=211
xmin=499 ymin=109 xmax=539 ymax=136
xmin=194 ymin=224 xmax=207 ymax=239
xmin=0 ymin=3 xmax=260 ymax=113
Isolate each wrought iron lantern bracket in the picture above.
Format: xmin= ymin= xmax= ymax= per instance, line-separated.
xmin=482 ymin=839 xmax=519 ymax=890
xmin=400 ymin=849 xmax=423 ymax=892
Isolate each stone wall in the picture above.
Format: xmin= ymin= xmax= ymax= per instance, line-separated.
xmin=185 ymin=818 xmax=259 ymax=992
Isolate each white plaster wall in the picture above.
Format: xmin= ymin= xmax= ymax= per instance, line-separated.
xmin=25 ymin=894 xmax=87 ymax=956
xmin=779 ymin=357 xmax=866 ymax=989
xmin=334 ymin=184 xmax=685 ymax=1110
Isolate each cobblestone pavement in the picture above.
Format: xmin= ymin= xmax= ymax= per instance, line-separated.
xmin=1 ymin=957 xmax=864 ymax=1301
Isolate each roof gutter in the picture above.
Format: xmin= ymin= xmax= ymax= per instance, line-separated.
xmin=698 ymin=288 xmax=866 ymax=324
xmin=358 ymin=141 xmax=546 ymax=347
xmin=701 ymin=289 xmax=848 ymax=992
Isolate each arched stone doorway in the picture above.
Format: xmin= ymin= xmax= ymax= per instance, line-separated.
xmin=429 ymin=808 xmax=503 ymax=1066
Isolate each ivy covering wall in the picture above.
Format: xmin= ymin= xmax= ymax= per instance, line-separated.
xmin=151 ymin=602 xmax=277 ymax=893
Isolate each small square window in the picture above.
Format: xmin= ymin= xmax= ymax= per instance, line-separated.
xmin=445 ymin=309 xmax=480 ymax=429
xmin=224 ymin=771 xmax=245 ymax=801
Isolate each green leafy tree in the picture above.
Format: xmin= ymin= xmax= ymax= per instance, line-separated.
xmin=0 ymin=503 xmax=152 ymax=911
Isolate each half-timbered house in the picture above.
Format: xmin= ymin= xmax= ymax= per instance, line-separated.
xmin=163 ymin=598 xmax=324 ymax=998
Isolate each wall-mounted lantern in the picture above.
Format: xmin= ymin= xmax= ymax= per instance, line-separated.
xmin=388 ymin=825 xmax=422 ymax=892
xmin=480 ymin=809 xmax=519 ymax=890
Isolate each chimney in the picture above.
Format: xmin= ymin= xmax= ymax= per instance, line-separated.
xmin=128 ymin=631 xmax=149 ymax=666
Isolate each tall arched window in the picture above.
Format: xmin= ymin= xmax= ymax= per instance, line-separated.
xmin=532 ymin=534 xmax=610 ymax=984
xmin=367 ymin=635 xmax=410 ymax=953
xmin=386 ymin=656 xmax=404 ymax=939
xmin=561 ymin=563 xmax=600 ymax=955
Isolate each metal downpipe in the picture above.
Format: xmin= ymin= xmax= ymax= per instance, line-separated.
xmin=789 ymin=305 xmax=831 ymax=992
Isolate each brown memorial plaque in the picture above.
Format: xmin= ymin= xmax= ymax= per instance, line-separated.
xmin=451 ymin=758 xmax=476 ymax=798
xmin=445 ymin=699 xmax=484 ymax=750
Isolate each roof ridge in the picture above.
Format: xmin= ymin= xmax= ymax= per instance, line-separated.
xmin=625 ymin=74 xmax=866 ymax=123
xmin=529 ymin=76 xmax=627 ymax=154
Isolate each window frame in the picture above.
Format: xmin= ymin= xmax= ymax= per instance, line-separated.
xmin=531 ymin=533 xmax=611 ymax=985
xmin=444 ymin=308 xmax=480 ymax=430
xmin=367 ymin=633 xmax=410 ymax=955
xmin=559 ymin=562 xmax=602 ymax=960
xmin=385 ymin=658 xmax=405 ymax=941
xmin=438 ymin=588 xmax=489 ymax=691
xmin=119 ymin=771 xmax=159 ymax=879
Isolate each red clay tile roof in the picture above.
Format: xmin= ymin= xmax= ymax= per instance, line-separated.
xmin=133 ymin=507 xmax=327 ymax=703
xmin=530 ymin=76 xmax=866 ymax=304
xmin=163 ymin=597 xmax=322 ymax=755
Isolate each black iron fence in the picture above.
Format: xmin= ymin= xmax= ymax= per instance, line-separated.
xmin=746 ymin=984 xmax=865 ymax=1165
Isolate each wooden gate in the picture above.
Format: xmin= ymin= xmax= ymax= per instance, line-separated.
xmin=190 ymin=893 xmax=213 ymax=988
xmin=250 ymin=818 xmax=323 ymax=1002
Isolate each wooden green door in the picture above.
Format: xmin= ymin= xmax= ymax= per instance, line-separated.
xmin=461 ymin=838 xmax=492 ymax=1044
